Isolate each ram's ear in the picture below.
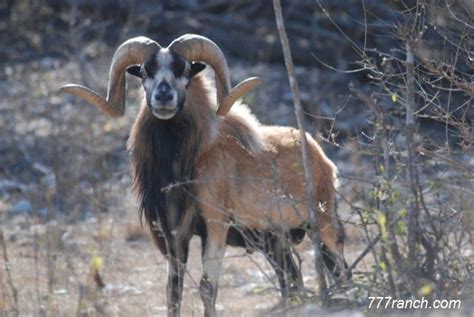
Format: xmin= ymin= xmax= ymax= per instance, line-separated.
xmin=127 ymin=65 xmax=142 ymax=78
xmin=190 ymin=62 xmax=206 ymax=78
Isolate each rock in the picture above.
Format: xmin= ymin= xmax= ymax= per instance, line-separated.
xmin=40 ymin=57 xmax=55 ymax=69
xmin=0 ymin=180 xmax=28 ymax=192
xmin=53 ymin=289 xmax=69 ymax=295
xmin=11 ymin=199 xmax=32 ymax=214
xmin=38 ymin=207 xmax=49 ymax=218
xmin=104 ymin=284 xmax=143 ymax=296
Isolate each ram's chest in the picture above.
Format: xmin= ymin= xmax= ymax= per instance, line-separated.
xmin=130 ymin=114 xmax=201 ymax=233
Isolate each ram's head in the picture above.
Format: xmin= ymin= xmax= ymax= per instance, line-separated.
xmin=60 ymin=34 xmax=261 ymax=119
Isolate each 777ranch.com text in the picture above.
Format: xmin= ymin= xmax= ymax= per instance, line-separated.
xmin=368 ymin=296 xmax=461 ymax=310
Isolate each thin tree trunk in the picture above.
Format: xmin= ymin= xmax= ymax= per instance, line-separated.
xmin=405 ymin=41 xmax=421 ymax=282
xmin=272 ymin=0 xmax=328 ymax=304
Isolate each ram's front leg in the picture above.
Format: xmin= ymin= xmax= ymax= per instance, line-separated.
xmin=165 ymin=208 xmax=196 ymax=317
xmin=165 ymin=231 xmax=192 ymax=317
xmin=200 ymin=220 xmax=228 ymax=317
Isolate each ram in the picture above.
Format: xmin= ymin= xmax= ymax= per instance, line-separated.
xmin=60 ymin=34 xmax=349 ymax=317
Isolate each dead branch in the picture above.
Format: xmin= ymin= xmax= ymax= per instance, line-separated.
xmin=272 ymin=0 xmax=329 ymax=303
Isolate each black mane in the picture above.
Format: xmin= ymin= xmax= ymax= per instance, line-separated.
xmin=131 ymin=110 xmax=201 ymax=237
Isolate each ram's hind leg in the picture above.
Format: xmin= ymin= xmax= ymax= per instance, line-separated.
xmin=263 ymin=232 xmax=304 ymax=298
xmin=318 ymin=211 xmax=351 ymax=280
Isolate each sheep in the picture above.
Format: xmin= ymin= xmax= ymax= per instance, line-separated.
xmin=59 ymin=34 xmax=322 ymax=316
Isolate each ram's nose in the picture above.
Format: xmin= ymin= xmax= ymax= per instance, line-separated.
xmin=154 ymin=82 xmax=174 ymax=103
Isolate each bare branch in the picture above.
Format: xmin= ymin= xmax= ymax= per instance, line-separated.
xmin=272 ymin=0 xmax=329 ymax=303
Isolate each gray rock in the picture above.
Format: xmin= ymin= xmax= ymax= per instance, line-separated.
xmin=40 ymin=57 xmax=55 ymax=69
xmin=11 ymin=199 xmax=32 ymax=214
xmin=0 ymin=180 xmax=28 ymax=192
xmin=38 ymin=208 xmax=48 ymax=218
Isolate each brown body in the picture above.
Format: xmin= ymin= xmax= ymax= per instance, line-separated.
xmin=197 ymin=126 xmax=338 ymax=231
xmin=130 ymin=74 xmax=340 ymax=244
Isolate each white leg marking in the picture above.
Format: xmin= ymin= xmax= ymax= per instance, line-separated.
xmin=202 ymin=240 xmax=226 ymax=289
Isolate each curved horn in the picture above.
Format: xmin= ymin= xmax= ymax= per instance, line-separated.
xmin=169 ymin=34 xmax=260 ymax=115
xmin=169 ymin=34 xmax=230 ymax=106
xmin=217 ymin=77 xmax=261 ymax=116
xmin=59 ymin=36 xmax=160 ymax=117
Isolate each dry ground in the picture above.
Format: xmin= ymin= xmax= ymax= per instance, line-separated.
xmin=1 ymin=207 xmax=366 ymax=316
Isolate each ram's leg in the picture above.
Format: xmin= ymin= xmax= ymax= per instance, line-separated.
xmin=318 ymin=212 xmax=350 ymax=280
xmin=200 ymin=221 xmax=228 ymax=317
xmin=149 ymin=223 xmax=187 ymax=316
xmin=165 ymin=232 xmax=192 ymax=317
xmin=166 ymin=210 xmax=196 ymax=317
xmin=166 ymin=239 xmax=190 ymax=317
xmin=263 ymin=232 xmax=303 ymax=298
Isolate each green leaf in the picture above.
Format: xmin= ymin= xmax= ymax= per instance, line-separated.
xmin=418 ymin=283 xmax=434 ymax=296
xmin=391 ymin=93 xmax=398 ymax=103
xmin=376 ymin=210 xmax=388 ymax=240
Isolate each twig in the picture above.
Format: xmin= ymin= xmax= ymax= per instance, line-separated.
xmin=405 ymin=40 xmax=421 ymax=278
xmin=343 ymin=214 xmax=404 ymax=283
xmin=272 ymin=0 xmax=328 ymax=304
xmin=0 ymin=230 xmax=19 ymax=315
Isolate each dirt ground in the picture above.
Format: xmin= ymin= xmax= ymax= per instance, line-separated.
xmin=2 ymin=208 xmax=366 ymax=316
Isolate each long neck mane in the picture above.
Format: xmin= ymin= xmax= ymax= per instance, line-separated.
xmin=129 ymin=76 xmax=215 ymax=236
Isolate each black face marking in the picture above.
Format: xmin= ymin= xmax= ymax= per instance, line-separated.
xmin=171 ymin=52 xmax=186 ymax=77
xmin=127 ymin=54 xmax=205 ymax=82
xmin=144 ymin=58 xmax=157 ymax=77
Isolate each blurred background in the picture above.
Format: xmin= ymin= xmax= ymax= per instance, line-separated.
xmin=0 ymin=0 xmax=472 ymax=316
